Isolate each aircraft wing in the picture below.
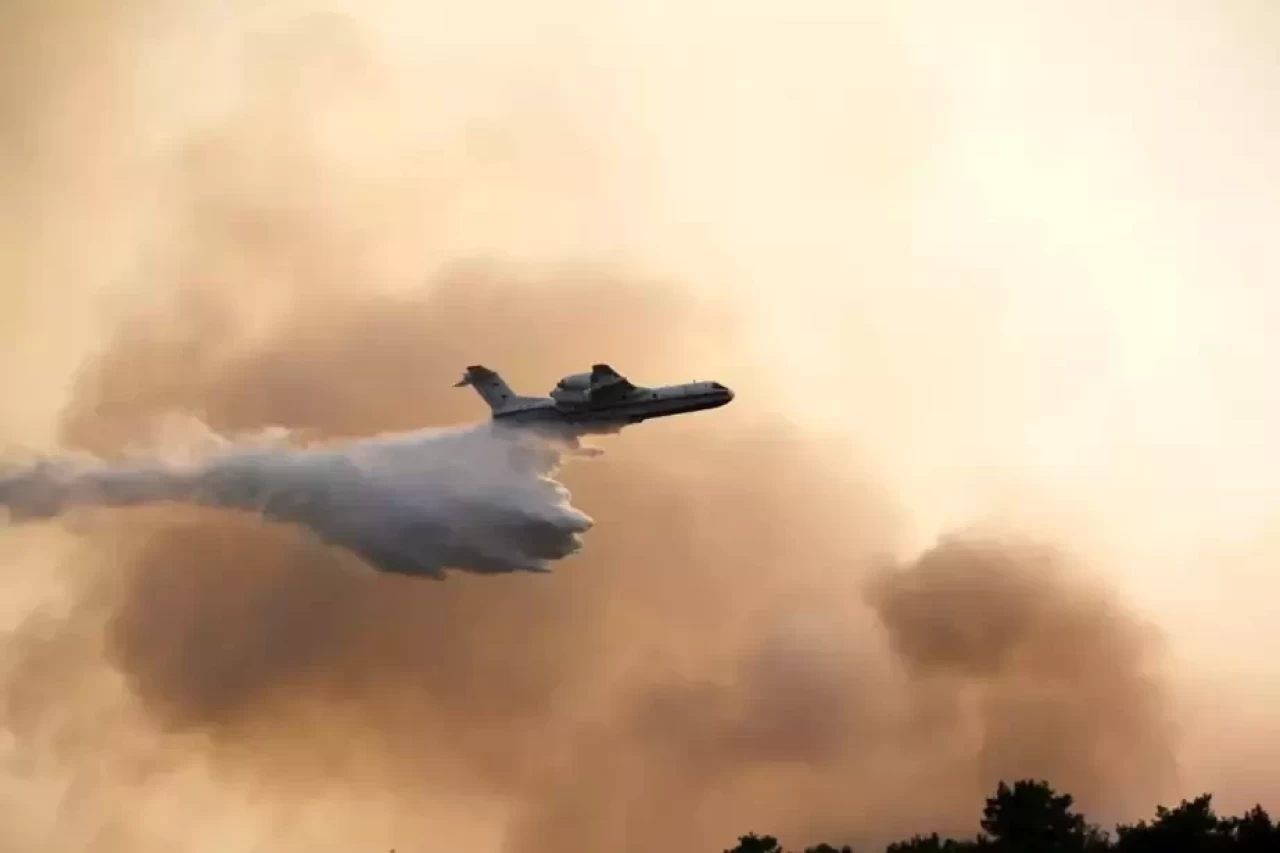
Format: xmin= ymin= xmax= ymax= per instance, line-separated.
xmin=590 ymin=363 xmax=637 ymax=394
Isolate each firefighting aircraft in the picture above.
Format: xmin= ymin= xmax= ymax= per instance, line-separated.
xmin=454 ymin=363 xmax=733 ymax=455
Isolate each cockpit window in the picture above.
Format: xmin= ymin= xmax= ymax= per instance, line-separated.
xmin=710 ymin=382 xmax=726 ymax=390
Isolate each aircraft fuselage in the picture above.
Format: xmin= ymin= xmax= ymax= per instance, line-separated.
xmin=453 ymin=364 xmax=733 ymax=446
xmin=492 ymin=380 xmax=733 ymax=435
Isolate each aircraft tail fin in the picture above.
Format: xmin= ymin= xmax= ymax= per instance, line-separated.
xmin=454 ymin=365 xmax=520 ymax=413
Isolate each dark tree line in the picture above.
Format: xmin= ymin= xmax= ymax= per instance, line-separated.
xmin=726 ymin=780 xmax=1280 ymax=853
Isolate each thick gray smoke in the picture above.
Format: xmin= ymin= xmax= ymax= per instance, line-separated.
xmin=0 ymin=270 xmax=1176 ymax=853
xmin=0 ymin=421 xmax=591 ymax=578
xmin=0 ymin=3 xmax=1198 ymax=851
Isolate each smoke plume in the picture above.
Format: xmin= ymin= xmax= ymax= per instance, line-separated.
xmin=0 ymin=268 xmax=1176 ymax=852
xmin=10 ymin=1 xmax=1265 ymax=851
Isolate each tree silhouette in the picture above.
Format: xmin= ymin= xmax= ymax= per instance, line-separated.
xmin=978 ymin=780 xmax=1101 ymax=852
xmin=726 ymin=833 xmax=785 ymax=853
xmin=1113 ymin=793 xmax=1244 ymax=853
xmin=1224 ymin=805 xmax=1280 ymax=852
xmin=721 ymin=778 xmax=1280 ymax=853
xmin=885 ymin=832 xmax=978 ymax=852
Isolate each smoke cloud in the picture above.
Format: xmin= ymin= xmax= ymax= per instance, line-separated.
xmin=15 ymin=0 xmax=1280 ymax=850
xmin=0 ymin=267 xmax=1176 ymax=852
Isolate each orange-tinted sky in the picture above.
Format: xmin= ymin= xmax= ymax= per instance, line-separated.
xmin=3 ymin=0 xmax=1280 ymax=849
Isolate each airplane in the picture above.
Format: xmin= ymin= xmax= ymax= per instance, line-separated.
xmin=454 ymin=363 xmax=734 ymax=454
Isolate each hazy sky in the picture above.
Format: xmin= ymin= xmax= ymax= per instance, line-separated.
xmin=3 ymin=0 xmax=1280 ymax=848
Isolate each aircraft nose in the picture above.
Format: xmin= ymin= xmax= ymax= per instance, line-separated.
xmin=708 ymin=380 xmax=734 ymax=404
